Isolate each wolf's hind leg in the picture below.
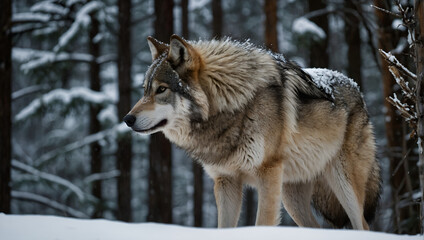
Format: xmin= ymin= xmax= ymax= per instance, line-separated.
xmin=282 ymin=181 xmax=320 ymax=228
xmin=214 ymin=176 xmax=243 ymax=228
xmin=255 ymin=162 xmax=284 ymax=226
xmin=325 ymin=161 xmax=366 ymax=230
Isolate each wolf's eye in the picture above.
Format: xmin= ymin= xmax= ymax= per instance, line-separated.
xmin=156 ymin=86 xmax=167 ymax=94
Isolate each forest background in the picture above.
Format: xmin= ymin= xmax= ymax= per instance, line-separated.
xmin=1 ymin=0 xmax=423 ymax=235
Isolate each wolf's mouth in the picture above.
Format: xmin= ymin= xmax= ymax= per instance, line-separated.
xmin=133 ymin=119 xmax=168 ymax=133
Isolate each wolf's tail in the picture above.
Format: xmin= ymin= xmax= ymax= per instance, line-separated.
xmin=311 ymin=159 xmax=381 ymax=228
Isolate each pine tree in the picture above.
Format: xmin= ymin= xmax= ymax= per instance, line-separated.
xmin=116 ymin=0 xmax=133 ymax=222
xmin=212 ymin=0 xmax=222 ymax=39
xmin=89 ymin=10 xmax=103 ymax=219
xmin=147 ymin=0 xmax=174 ymax=224
xmin=264 ymin=0 xmax=279 ymax=52
xmin=180 ymin=0 xmax=204 ymax=227
xmin=0 ymin=0 xmax=12 ymax=214
xmin=344 ymin=0 xmax=363 ymax=87
xmin=308 ymin=0 xmax=329 ymax=68
xmin=374 ymin=0 xmax=408 ymax=233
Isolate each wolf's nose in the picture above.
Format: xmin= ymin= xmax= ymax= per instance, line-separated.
xmin=123 ymin=115 xmax=136 ymax=127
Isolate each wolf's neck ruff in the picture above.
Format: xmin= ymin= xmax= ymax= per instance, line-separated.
xmin=191 ymin=39 xmax=282 ymax=115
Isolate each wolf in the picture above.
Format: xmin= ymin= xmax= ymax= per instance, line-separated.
xmin=123 ymin=35 xmax=381 ymax=230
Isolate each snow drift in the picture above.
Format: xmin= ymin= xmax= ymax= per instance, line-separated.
xmin=0 ymin=214 xmax=421 ymax=240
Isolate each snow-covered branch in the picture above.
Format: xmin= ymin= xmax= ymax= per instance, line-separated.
xmin=379 ymin=48 xmax=417 ymax=135
xmin=292 ymin=17 xmax=326 ymax=40
xmin=12 ymin=13 xmax=50 ymax=24
xmin=13 ymin=1 xmax=70 ymax=25
xmin=13 ymin=48 xmax=94 ymax=72
xmin=54 ymin=1 xmax=104 ymax=52
xmin=12 ymin=191 xmax=88 ymax=218
xmin=83 ymin=170 xmax=120 ymax=185
xmin=24 ymin=52 xmax=93 ymax=71
xmin=12 ymin=160 xmax=85 ymax=201
xmin=12 ymin=85 xmax=48 ymax=101
xmin=379 ymin=49 xmax=417 ymax=81
xmin=386 ymin=70 xmax=417 ymax=135
xmin=387 ymin=94 xmax=416 ymax=124
xmin=35 ymin=123 xmax=134 ymax=168
xmin=13 ymin=48 xmax=115 ymax=72
xmin=14 ymin=87 xmax=116 ymax=122
xmin=30 ymin=1 xmax=69 ymax=16
xmin=389 ymin=66 xmax=415 ymax=101
xmin=96 ymin=53 xmax=117 ymax=65
xmin=12 ymin=24 xmax=44 ymax=35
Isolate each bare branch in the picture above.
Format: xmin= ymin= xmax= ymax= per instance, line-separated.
xmin=379 ymin=49 xmax=418 ymax=81
xmin=371 ymin=4 xmax=402 ymax=18
xmin=355 ymin=4 xmax=381 ymax=68
xmin=387 ymin=96 xmax=415 ymax=120
xmin=12 ymin=159 xmax=85 ymax=201
xmin=12 ymin=85 xmax=49 ymax=101
xmin=392 ymin=148 xmax=412 ymax=176
xmin=83 ymin=170 xmax=120 ymax=184
xmin=389 ymin=66 xmax=415 ymax=101
xmin=35 ymin=123 xmax=132 ymax=168
xmin=12 ymin=191 xmax=88 ymax=218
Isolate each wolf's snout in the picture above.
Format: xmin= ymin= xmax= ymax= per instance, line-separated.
xmin=123 ymin=114 xmax=136 ymax=127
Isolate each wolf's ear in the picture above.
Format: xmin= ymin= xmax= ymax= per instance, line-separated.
xmin=147 ymin=36 xmax=169 ymax=61
xmin=168 ymin=34 xmax=192 ymax=67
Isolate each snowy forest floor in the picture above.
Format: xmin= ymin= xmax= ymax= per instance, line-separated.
xmin=0 ymin=214 xmax=421 ymax=240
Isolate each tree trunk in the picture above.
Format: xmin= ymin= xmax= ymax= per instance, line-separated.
xmin=344 ymin=0 xmax=363 ymax=88
xmin=264 ymin=0 xmax=279 ymax=52
xmin=374 ymin=0 xmax=407 ymax=233
xmin=0 ymin=0 xmax=12 ymax=214
xmin=117 ymin=0 xmax=133 ymax=222
xmin=147 ymin=134 xmax=173 ymax=223
xmin=89 ymin=12 xmax=103 ymax=219
xmin=147 ymin=0 xmax=174 ymax=224
xmin=308 ymin=0 xmax=329 ymax=68
xmin=180 ymin=0 xmax=204 ymax=227
xmin=193 ymin=161 xmax=203 ymax=227
xmin=181 ymin=0 xmax=189 ymax=39
xmin=154 ymin=0 xmax=174 ymax=42
xmin=212 ymin=0 xmax=222 ymax=39
xmin=414 ymin=0 xmax=424 ymax=233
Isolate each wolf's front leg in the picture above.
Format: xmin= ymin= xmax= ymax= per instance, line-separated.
xmin=256 ymin=163 xmax=283 ymax=226
xmin=214 ymin=176 xmax=243 ymax=228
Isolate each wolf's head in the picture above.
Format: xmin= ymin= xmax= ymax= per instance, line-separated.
xmin=124 ymin=35 xmax=209 ymax=135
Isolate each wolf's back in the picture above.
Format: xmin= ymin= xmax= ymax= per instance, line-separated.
xmin=303 ymin=68 xmax=363 ymax=107
xmin=302 ymin=69 xmax=381 ymax=228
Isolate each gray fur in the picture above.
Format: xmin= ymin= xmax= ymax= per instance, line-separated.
xmin=127 ymin=36 xmax=381 ymax=230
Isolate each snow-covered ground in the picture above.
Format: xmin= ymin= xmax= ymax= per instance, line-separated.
xmin=0 ymin=214 xmax=421 ymax=240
